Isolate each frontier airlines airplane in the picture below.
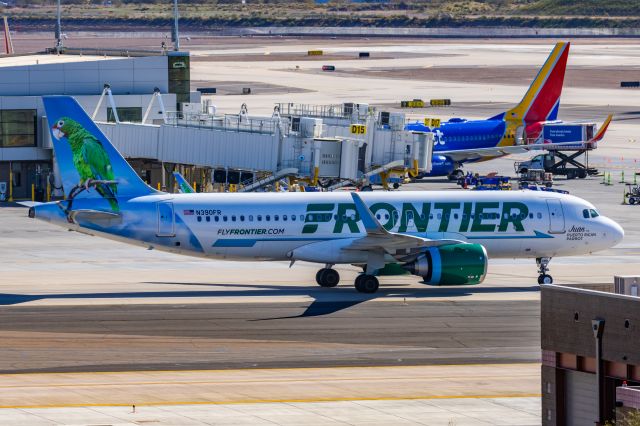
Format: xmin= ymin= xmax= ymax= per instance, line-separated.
xmin=29 ymin=96 xmax=624 ymax=293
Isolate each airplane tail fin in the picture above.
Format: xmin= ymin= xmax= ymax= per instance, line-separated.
xmin=172 ymin=171 xmax=195 ymax=193
xmin=505 ymin=42 xmax=570 ymax=124
xmin=42 ymin=96 xmax=156 ymax=207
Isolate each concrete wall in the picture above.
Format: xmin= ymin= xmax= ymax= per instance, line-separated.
xmin=541 ymin=285 xmax=640 ymax=365
xmin=0 ymin=56 xmax=168 ymax=96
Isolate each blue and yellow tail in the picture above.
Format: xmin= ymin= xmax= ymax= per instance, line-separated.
xmin=42 ymin=96 xmax=155 ymax=210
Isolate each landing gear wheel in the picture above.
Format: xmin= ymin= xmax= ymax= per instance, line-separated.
xmin=538 ymin=274 xmax=553 ymax=285
xmin=536 ymin=257 xmax=552 ymax=286
xmin=355 ymin=274 xmax=379 ymax=294
xmin=448 ymin=169 xmax=464 ymax=181
xmin=392 ymin=182 xmax=400 ymax=190
xmin=316 ymin=268 xmax=340 ymax=288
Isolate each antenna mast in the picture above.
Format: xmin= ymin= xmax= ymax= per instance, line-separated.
xmin=171 ymin=0 xmax=179 ymax=51
xmin=54 ymin=0 xmax=63 ymax=52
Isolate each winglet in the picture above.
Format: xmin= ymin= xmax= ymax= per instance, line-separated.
xmin=350 ymin=192 xmax=387 ymax=235
xmin=589 ymin=114 xmax=613 ymax=143
xmin=173 ymin=171 xmax=195 ymax=193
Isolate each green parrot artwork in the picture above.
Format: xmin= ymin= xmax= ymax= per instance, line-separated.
xmin=51 ymin=117 xmax=119 ymax=212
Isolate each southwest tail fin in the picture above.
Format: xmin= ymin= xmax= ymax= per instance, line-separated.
xmin=42 ymin=96 xmax=156 ymax=208
xmin=505 ymin=42 xmax=570 ymax=124
xmin=173 ymin=171 xmax=195 ymax=193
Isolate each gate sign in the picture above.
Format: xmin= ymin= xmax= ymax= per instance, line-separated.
xmin=350 ymin=124 xmax=367 ymax=135
xmin=424 ymin=118 xmax=441 ymax=128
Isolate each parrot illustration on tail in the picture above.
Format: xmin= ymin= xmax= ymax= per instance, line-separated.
xmin=51 ymin=117 xmax=119 ymax=212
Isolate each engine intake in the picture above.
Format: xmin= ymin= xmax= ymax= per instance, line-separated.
xmin=403 ymin=243 xmax=488 ymax=285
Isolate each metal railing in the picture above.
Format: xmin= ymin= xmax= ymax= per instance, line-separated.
xmin=164 ymin=111 xmax=285 ymax=135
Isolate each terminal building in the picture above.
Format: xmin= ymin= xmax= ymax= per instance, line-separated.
xmin=0 ymin=49 xmax=432 ymax=201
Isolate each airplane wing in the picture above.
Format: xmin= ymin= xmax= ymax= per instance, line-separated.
xmin=346 ymin=192 xmax=463 ymax=252
xmin=438 ymin=145 xmax=529 ymax=162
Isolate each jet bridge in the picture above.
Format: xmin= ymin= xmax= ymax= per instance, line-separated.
xmin=94 ymin=98 xmax=431 ymax=192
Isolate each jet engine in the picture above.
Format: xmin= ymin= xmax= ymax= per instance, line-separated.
xmin=402 ymin=243 xmax=488 ymax=285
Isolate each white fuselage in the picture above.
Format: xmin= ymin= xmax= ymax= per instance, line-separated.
xmin=92 ymin=190 xmax=622 ymax=264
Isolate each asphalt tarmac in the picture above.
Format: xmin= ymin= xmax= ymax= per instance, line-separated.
xmin=0 ymin=299 xmax=539 ymax=373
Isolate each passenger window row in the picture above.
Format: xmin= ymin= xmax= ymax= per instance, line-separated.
xmin=197 ymin=214 xmax=305 ymax=223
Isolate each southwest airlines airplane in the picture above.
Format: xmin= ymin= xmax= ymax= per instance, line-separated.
xmin=29 ymin=96 xmax=624 ymax=293
xmin=407 ymin=42 xmax=572 ymax=178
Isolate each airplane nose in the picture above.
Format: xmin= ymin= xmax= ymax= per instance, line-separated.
xmin=605 ymin=218 xmax=624 ymax=246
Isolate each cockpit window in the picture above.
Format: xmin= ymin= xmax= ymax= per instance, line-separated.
xmin=583 ymin=209 xmax=600 ymax=219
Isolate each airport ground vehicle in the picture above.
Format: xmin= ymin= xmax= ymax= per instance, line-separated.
xmin=457 ymin=173 xmax=511 ymax=191
xmin=625 ymin=184 xmax=640 ymax=205
xmin=28 ymin=96 xmax=624 ymax=290
xmin=518 ymin=169 xmax=553 ymax=189
xmin=515 ymin=152 xmax=597 ymax=179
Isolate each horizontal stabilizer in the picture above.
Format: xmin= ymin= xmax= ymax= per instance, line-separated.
xmin=68 ymin=209 xmax=122 ymax=223
xmin=17 ymin=201 xmax=43 ymax=208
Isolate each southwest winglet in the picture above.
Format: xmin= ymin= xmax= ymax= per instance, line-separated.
xmin=589 ymin=114 xmax=613 ymax=143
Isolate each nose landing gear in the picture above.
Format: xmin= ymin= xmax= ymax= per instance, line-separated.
xmin=536 ymin=257 xmax=553 ymax=285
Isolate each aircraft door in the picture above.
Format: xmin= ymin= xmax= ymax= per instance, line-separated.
xmin=546 ymin=199 xmax=565 ymax=234
xmin=157 ymin=202 xmax=175 ymax=237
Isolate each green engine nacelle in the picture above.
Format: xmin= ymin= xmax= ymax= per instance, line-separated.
xmin=403 ymin=243 xmax=488 ymax=285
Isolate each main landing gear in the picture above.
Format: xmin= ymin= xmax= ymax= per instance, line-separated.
xmin=354 ymin=274 xmax=379 ymax=294
xmin=536 ymin=257 xmax=553 ymax=285
xmin=315 ymin=267 xmax=340 ymax=288
xmin=314 ymin=266 xmax=380 ymax=293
